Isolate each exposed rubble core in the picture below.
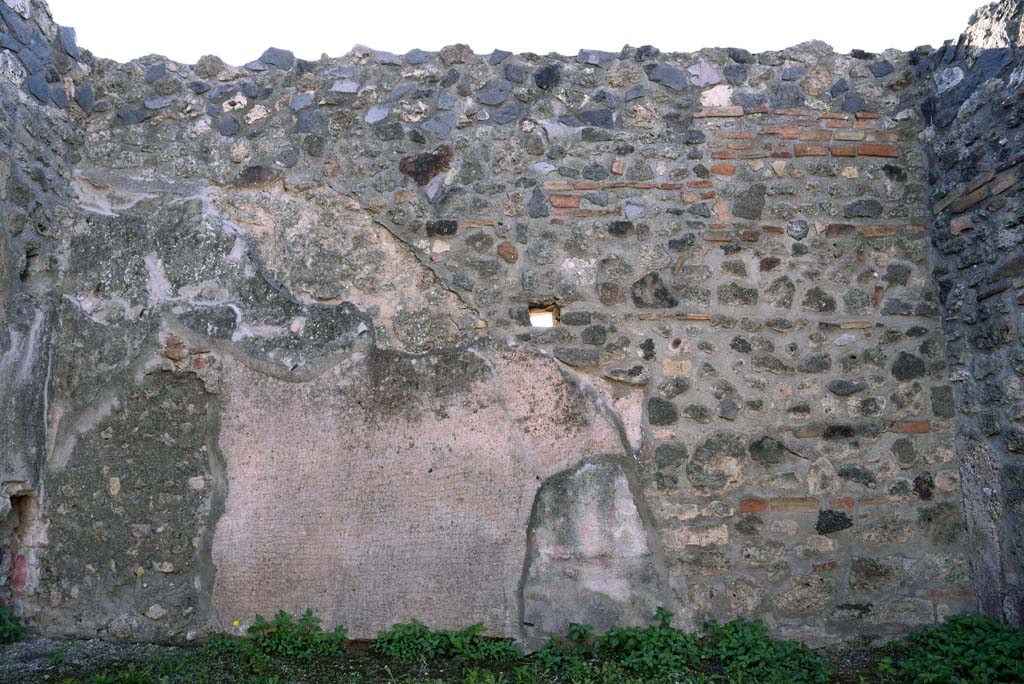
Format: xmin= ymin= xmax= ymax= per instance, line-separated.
xmin=1 ymin=0 xmax=1022 ymax=647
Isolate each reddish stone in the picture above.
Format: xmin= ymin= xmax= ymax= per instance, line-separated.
xmin=812 ymin=561 xmax=839 ymax=572
xmin=496 ymin=241 xmax=518 ymax=264
xmin=711 ymin=163 xmax=736 ymax=176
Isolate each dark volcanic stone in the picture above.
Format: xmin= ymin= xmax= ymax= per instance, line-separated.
xmin=816 ymin=510 xmax=853 ymax=535
xmin=718 ymin=282 xmax=759 ymax=305
xmin=73 ymin=82 xmax=94 ymax=112
xmin=892 ymin=352 xmax=926 ymax=381
xmin=648 ymin=397 xmax=679 ymax=426
xmin=553 ymin=347 xmax=599 ymax=367
xmin=579 ymin=109 xmax=614 ymax=128
xmin=478 ymin=81 xmax=511 ymax=105
xmin=58 ymin=25 xmax=81 ymax=60
xmin=659 ymin=376 xmax=690 ymax=398
xmin=233 ymin=166 xmax=278 ymax=187
xmin=639 ymin=338 xmax=656 ymax=360
xmin=869 ymin=61 xmax=895 ymax=77
xmin=844 ymin=199 xmax=884 ymax=218
xmin=400 ymin=145 xmax=454 ymax=185
xmin=219 ymin=116 xmax=241 ymax=136
xmin=580 ymin=325 xmax=607 ymax=345
xmin=117 ymin=108 xmax=153 ymax=125
xmin=749 ymin=436 xmax=787 ymax=465
xmin=534 ymin=64 xmax=562 ymax=90
xmin=527 ymin=187 xmax=549 ymax=218
xmin=913 ymin=472 xmax=934 ymax=500
xmin=827 ymin=379 xmax=867 ymax=396
xmin=802 ymin=287 xmax=837 ymax=313
xmin=838 ymin=464 xmax=876 ymax=488
xmin=644 ymin=63 xmax=688 ymax=91
xmin=260 ymin=47 xmax=295 ymax=70
xmin=25 ymin=74 xmax=48 ymax=103
xmin=733 ymin=183 xmax=766 ymax=220
xmin=425 ymin=220 xmax=457 ymax=237
xmin=631 ymin=272 xmax=678 ymax=308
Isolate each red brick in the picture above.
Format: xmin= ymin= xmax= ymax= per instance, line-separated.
xmin=949 ymin=187 xmax=989 ymax=213
xmin=549 ymin=194 xmax=581 ymax=208
xmin=776 ymin=108 xmax=819 ymax=116
xmin=858 ymin=143 xmax=898 ymax=158
xmin=740 ymin=498 xmax=769 ymax=513
xmin=694 ymin=106 xmax=744 ymax=117
xmin=763 ymin=126 xmax=799 ymax=138
xmin=812 ymin=561 xmax=839 ymax=572
xmin=717 ymin=131 xmax=755 ymax=139
xmin=865 ymin=131 xmax=899 ymax=142
xmin=834 ymin=130 xmax=866 ymax=141
xmin=826 ymin=223 xmax=856 ymax=236
xmin=927 ymin=588 xmax=974 ymax=598
xmin=726 ymin=142 xmax=754 ymax=150
xmin=770 ymin=497 xmax=820 ymax=513
xmin=828 ymin=497 xmax=856 ymax=510
xmin=798 ymin=129 xmax=833 ymax=142
xmin=855 ymin=111 xmax=881 ymax=119
xmin=950 ymin=215 xmax=972 ymax=235
xmin=711 ymin=163 xmax=736 ymax=176
xmin=794 ymin=144 xmax=827 ymax=157
xmin=830 ymin=145 xmax=857 ymax=157
xmin=574 ymin=181 xmax=601 ymax=190
xmin=712 ymin=150 xmax=737 ymax=159
xmin=989 ymin=169 xmax=1019 ymax=196
xmin=857 ymin=225 xmax=898 ymax=238
xmin=542 ymin=180 xmax=573 ymax=190
xmin=892 ymin=420 xmax=931 ymax=434
xmin=551 ymin=208 xmax=621 ymax=217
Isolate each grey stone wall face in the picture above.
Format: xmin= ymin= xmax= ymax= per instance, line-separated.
xmin=917 ymin=0 xmax=1024 ymax=626
xmin=0 ymin=0 xmax=1019 ymax=646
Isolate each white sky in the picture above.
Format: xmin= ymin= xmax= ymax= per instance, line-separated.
xmin=47 ymin=0 xmax=984 ymax=65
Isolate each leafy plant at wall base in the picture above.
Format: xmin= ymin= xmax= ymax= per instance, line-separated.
xmin=702 ymin=618 xmax=832 ymax=684
xmin=591 ymin=608 xmax=703 ymax=680
xmin=878 ymin=613 xmax=1024 ymax=684
xmin=375 ymin=620 xmax=522 ymax=663
xmin=0 ymin=604 xmax=27 ymax=643
xmin=245 ymin=608 xmax=348 ymax=659
xmin=567 ymin=623 xmax=594 ymax=643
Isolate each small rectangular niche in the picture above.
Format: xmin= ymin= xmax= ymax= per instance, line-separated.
xmin=528 ymin=301 xmax=559 ymax=328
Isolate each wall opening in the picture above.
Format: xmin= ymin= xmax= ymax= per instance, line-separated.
xmin=528 ymin=301 xmax=560 ymax=328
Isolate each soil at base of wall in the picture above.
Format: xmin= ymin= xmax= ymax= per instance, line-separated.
xmin=0 ymin=637 xmax=894 ymax=684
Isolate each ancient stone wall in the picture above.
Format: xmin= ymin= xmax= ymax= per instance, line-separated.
xmin=917 ymin=0 xmax=1024 ymax=625
xmin=0 ymin=0 xmax=1020 ymax=647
